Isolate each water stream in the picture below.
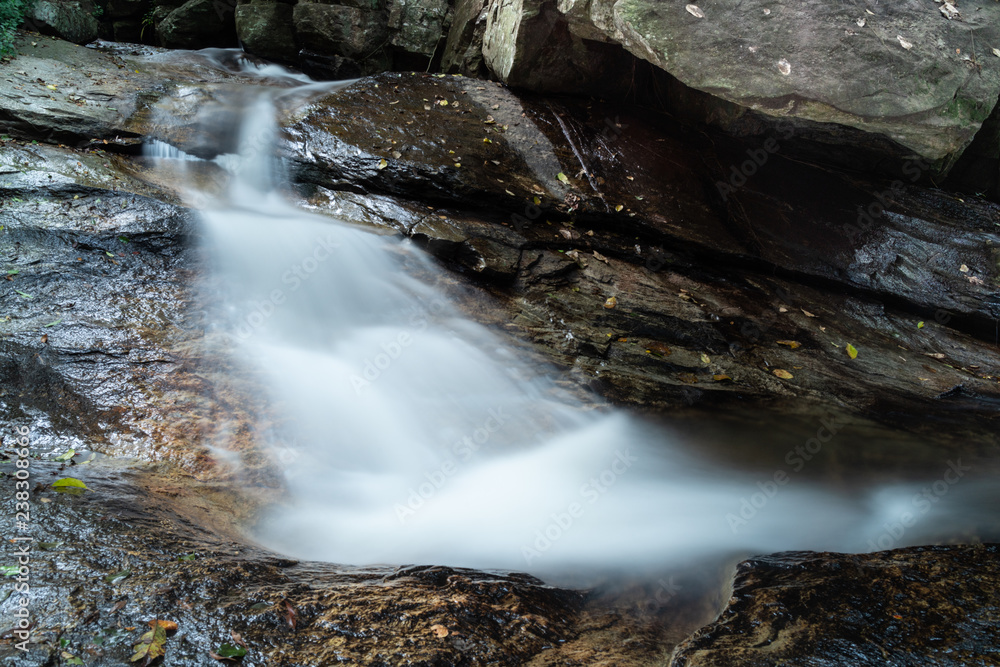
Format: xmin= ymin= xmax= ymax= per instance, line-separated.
xmin=146 ymin=52 xmax=997 ymax=580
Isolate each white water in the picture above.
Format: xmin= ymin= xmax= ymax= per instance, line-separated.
xmin=147 ymin=71 xmax=995 ymax=576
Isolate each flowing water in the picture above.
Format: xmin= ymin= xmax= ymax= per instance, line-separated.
xmin=145 ymin=51 xmax=998 ymax=581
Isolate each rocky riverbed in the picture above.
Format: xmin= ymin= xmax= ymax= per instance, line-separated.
xmin=1 ymin=32 xmax=999 ymax=666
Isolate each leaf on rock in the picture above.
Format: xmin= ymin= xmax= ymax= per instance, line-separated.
xmin=993 ymin=48 xmax=1000 ymax=58
xmin=917 ymin=321 xmax=925 ymax=329
xmin=801 ymin=309 xmax=817 ymax=317
xmin=131 ymin=622 xmax=167 ymax=663
xmin=713 ymin=374 xmax=732 ymax=382
xmin=603 ymin=296 xmax=617 ymax=309
xmin=430 ymin=624 xmax=449 ymax=638
xmin=685 ymin=4 xmax=705 ymax=18
xmin=284 ymin=600 xmax=298 ymax=629
xmin=556 ymin=172 xmax=569 ymax=184
xmin=211 ymin=643 xmax=247 ymax=661
xmin=44 ymin=317 xmax=62 ymax=327
xmin=53 ymin=449 xmax=75 ymax=461
xmin=772 ymin=369 xmax=794 ymax=379
xmin=678 ymin=372 xmax=699 ymax=384
xmin=648 ymin=342 xmax=671 ymax=357
xmin=846 ymin=343 xmax=858 ymax=359
xmin=896 ymin=35 xmax=913 ymax=50
xmin=105 ymin=570 xmax=131 ymax=584
xmin=700 ymin=353 xmax=711 ymax=365
xmin=592 ymin=251 xmax=610 ymax=264
xmin=377 ymin=159 xmax=388 ymax=170
xmin=2 ymin=566 xmax=20 ymax=577
xmin=149 ymin=620 xmax=177 ymax=633
xmin=776 ymin=340 xmax=801 ymax=349
xmin=923 ymin=352 xmax=945 ymax=359
xmin=15 ymin=289 xmax=33 ymax=299
xmin=52 ymin=477 xmax=88 ymax=490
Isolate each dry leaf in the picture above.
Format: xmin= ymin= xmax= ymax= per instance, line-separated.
xmin=592 ymin=251 xmax=610 ymax=264
xmin=678 ymin=372 xmax=699 ymax=384
xmin=777 ymin=59 xmax=791 ymax=75
xmin=149 ymin=620 xmax=178 ymax=633
xmin=685 ymin=4 xmax=705 ymax=18
xmin=856 ymin=17 xmax=866 ymax=27
xmin=431 ymin=624 xmax=449 ymax=638
xmin=939 ymin=3 xmax=959 ymax=19
xmin=713 ymin=374 xmax=732 ymax=382
xmin=801 ymin=309 xmax=817 ymax=317
xmin=993 ymin=48 xmax=1000 ymax=58
xmin=924 ymin=352 xmax=945 ymax=359
xmin=776 ymin=340 xmax=801 ymax=349
xmin=700 ymin=353 xmax=711 ymax=364
xmin=648 ymin=342 xmax=671 ymax=357
xmin=959 ymin=263 xmax=969 ymax=273
xmin=772 ymin=369 xmax=794 ymax=379
xmin=604 ymin=296 xmax=617 ymax=309
xmin=377 ymin=158 xmax=388 ymax=170
xmin=897 ymin=35 xmax=913 ymax=50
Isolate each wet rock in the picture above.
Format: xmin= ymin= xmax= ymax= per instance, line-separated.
xmin=669 ymin=545 xmax=1000 ymax=667
xmin=23 ymin=0 xmax=100 ymax=44
xmin=388 ymin=0 xmax=451 ymax=65
xmin=292 ymin=1 xmax=391 ymax=74
xmin=235 ymin=1 xmax=297 ymax=63
xmin=441 ymin=0 xmax=487 ymax=75
xmin=157 ymin=0 xmax=238 ymax=49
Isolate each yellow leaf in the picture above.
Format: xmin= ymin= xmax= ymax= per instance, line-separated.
xmin=377 ymin=158 xmax=388 ymax=170
xmin=772 ymin=369 xmax=793 ymax=379
xmin=700 ymin=353 xmax=711 ymax=364
xmin=713 ymin=374 xmax=732 ymax=382
xmin=917 ymin=321 xmax=925 ymax=329
xmin=533 ymin=196 xmax=541 ymax=205
xmin=483 ymin=137 xmax=492 ymax=143
xmin=557 ymin=172 xmax=569 ymax=184
xmin=801 ymin=309 xmax=817 ymax=317
xmin=846 ymin=343 xmax=858 ymax=359
xmin=604 ymin=296 xmax=617 ymax=309
xmin=439 ymin=100 xmax=449 ymax=106
xmin=615 ymin=204 xmax=623 ymax=212
xmin=776 ymin=340 xmax=801 ymax=349
xmin=46 ymin=84 xmax=57 ymax=90
xmin=52 ymin=477 xmax=87 ymax=489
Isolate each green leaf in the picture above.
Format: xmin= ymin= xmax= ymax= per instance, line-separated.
xmin=44 ymin=317 xmax=63 ymax=327
xmin=177 ymin=553 xmax=197 ymax=561
xmin=215 ymin=643 xmax=247 ymax=659
xmin=6 ymin=269 xmax=18 ymax=275
xmin=846 ymin=343 xmax=858 ymax=360
xmin=917 ymin=321 xmax=925 ymax=329
xmin=67 ymin=658 xmax=84 ymax=665
xmin=52 ymin=477 xmax=88 ymax=489
xmin=118 ymin=236 xmax=129 ymax=243
xmin=556 ymin=172 xmax=569 ymax=184
xmin=104 ymin=570 xmax=131 ymax=584
xmin=54 ymin=449 xmax=75 ymax=461
xmin=105 ymin=251 xmax=114 ymax=257
xmin=2 ymin=565 xmax=20 ymax=577
xmin=38 ymin=541 xmax=64 ymax=550
xmin=14 ymin=289 xmax=32 ymax=299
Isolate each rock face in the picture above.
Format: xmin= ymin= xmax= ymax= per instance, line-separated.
xmin=388 ymin=0 xmax=451 ymax=63
xmin=293 ymin=1 xmax=391 ymax=73
xmin=441 ymin=0 xmax=487 ymax=74
xmin=670 ymin=545 xmax=1000 ymax=666
xmin=24 ymin=0 xmax=100 ymax=44
xmin=477 ymin=0 xmax=1000 ymax=179
xmin=157 ymin=0 xmax=238 ymax=49
xmin=235 ymin=1 xmax=297 ymax=62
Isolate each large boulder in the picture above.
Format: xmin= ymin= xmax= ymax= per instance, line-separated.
xmin=24 ymin=0 xmax=99 ymax=44
xmin=292 ymin=1 xmax=391 ymax=73
xmin=388 ymin=0 xmax=451 ymax=63
xmin=441 ymin=0 xmax=487 ymax=74
xmin=235 ymin=1 xmax=297 ymax=62
xmin=480 ymin=0 xmax=1000 ymax=179
xmin=157 ymin=0 xmax=237 ymax=49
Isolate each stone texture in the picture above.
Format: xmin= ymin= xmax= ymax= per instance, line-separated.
xmin=670 ymin=546 xmax=1000 ymax=667
xmin=292 ymin=2 xmax=390 ymax=72
xmin=25 ymin=0 xmax=100 ymax=44
xmin=388 ymin=0 xmax=451 ymax=59
xmin=235 ymin=1 xmax=297 ymax=62
xmin=441 ymin=0 xmax=487 ymax=75
xmin=157 ymin=0 xmax=237 ymax=49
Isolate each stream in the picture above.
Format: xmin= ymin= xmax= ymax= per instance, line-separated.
xmin=143 ymin=52 xmax=1000 ymax=580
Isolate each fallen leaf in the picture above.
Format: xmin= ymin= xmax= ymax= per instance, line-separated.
xmin=772 ymin=369 xmax=794 ymax=379
xmin=52 ymin=477 xmax=88 ymax=490
xmin=960 ymin=263 xmax=969 ymax=273
xmin=105 ymin=570 xmax=131 ymax=584
xmin=678 ymin=372 xmax=699 ymax=384
xmin=924 ymin=352 xmax=946 ymax=359
xmin=53 ymin=449 xmax=75 ymax=461
xmin=615 ymin=204 xmax=623 ymax=212
xmin=211 ymin=643 xmax=247 ymax=661
xmin=131 ymin=623 xmax=167 ymax=663
xmin=897 ymin=35 xmax=913 ymax=50
xmin=230 ymin=630 xmax=247 ymax=648
xmin=777 ymin=59 xmax=791 ymax=76
xmin=556 ymin=172 xmax=569 ymax=184
xmin=846 ymin=343 xmax=858 ymax=359
xmin=917 ymin=321 xmax=925 ymax=329
xmin=993 ymin=48 xmax=1000 ymax=58
xmin=801 ymin=309 xmax=817 ymax=317
xmin=149 ymin=620 xmax=177 ymax=633
xmin=284 ymin=600 xmax=298 ymax=629
xmin=377 ymin=158 xmax=388 ymax=170
xmin=648 ymin=342 xmax=671 ymax=357
xmin=592 ymin=251 xmax=610 ymax=264
xmin=856 ymin=17 xmax=866 ymax=27
xmin=685 ymin=4 xmax=705 ymax=18
xmin=700 ymin=353 xmax=711 ymax=364
xmin=776 ymin=340 xmax=802 ymax=349
xmin=713 ymin=374 xmax=732 ymax=382
xmin=431 ymin=624 xmax=449 ymax=638
xmin=604 ymin=296 xmax=617 ymax=309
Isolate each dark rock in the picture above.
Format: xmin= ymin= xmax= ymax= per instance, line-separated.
xmin=669 ymin=545 xmax=1000 ymax=667
xmin=292 ymin=1 xmax=390 ymax=73
xmin=441 ymin=0 xmax=486 ymax=75
xmin=157 ymin=0 xmax=238 ymax=49
xmin=112 ymin=18 xmax=143 ymax=42
xmin=24 ymin=0 xmax=100 ymax=44
xmin=297 ymin=48 xmax=362 ymax=79
xmin=106 ymin=0 xmax=149 ymax=18
xmin=235 ymin=1 xmax=297 ymax=62
xmin=388 ymin=0 xmax=451 ymax=62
